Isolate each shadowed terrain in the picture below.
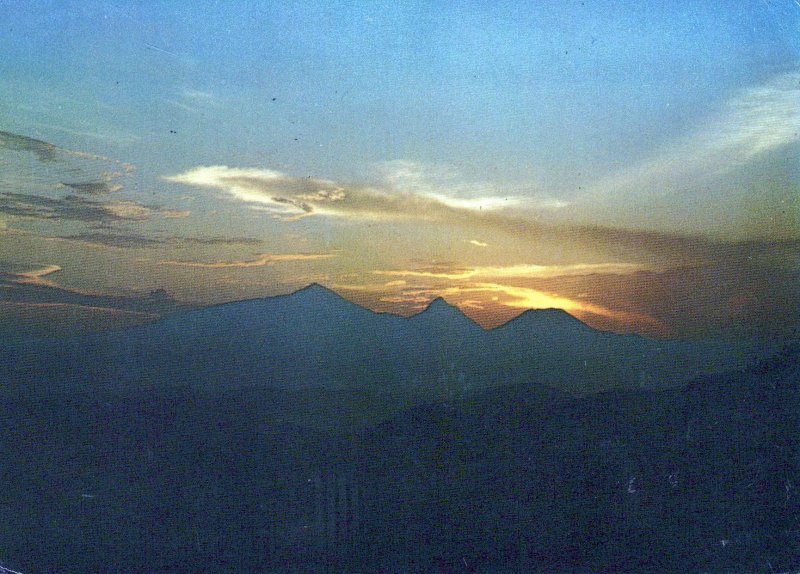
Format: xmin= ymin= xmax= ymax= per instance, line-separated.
xmin=0 ymin=287 xmax=796 ymax=572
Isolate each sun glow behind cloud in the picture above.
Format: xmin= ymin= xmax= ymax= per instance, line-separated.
xmin=471 ymin=282 xmax=667 ymax=334
xmin=335 ymin=260 xmax=668 ymax=334
xmin=374 ymin=262 xmax=649 ymax=281
xmin=0 ymin=3 xmax=797 ymax=340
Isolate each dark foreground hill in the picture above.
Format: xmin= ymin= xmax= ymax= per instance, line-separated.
xmin=1 ymin=340 xmax=798 ymax=572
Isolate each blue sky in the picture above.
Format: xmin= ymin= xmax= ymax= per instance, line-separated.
xmin=0 ymin=1 xmax=798 ymax=337
xmin=3 ymin=0 xmax=796 ymax=180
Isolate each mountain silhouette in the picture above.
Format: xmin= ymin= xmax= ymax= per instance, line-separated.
xmin=411 ymin=296 xmax=482 ymax=329
xmin=1 ymin=283 xmax=767 ymax=403
xmin=0 ymin=284 xmax=795 ymax=573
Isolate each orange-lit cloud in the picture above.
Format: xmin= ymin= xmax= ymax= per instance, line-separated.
xmin=335 ymin=265 xmax=668 ymax=335
xmin=470 ymin=282 xmax=666 ymax=334
xmin=375 ymin=262 xmax=649 ymax=281
xmin=161 ymin=209 xmax=191 ymax=218
xmin=163 ymin=164 xmax=732 ymax=270
xmin=14 ymin=264 xmax=62 ymax=287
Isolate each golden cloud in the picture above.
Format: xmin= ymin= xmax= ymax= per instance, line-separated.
xmin=374 ymin=262 xmax=649 ymax=281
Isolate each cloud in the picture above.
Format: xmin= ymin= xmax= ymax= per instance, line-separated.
xmin=100 ymin=201 xmax=154 ymax=221
xmin=468 ymin=239 xmax=488 ymax=247
xmin=60 ymin=181 xmax=123 ymax=195
xmin=0 ymin=130 xmax=57 ymax=162
xmin=350 ymin=237 xmax=800 ymax=337
xmin=54 ymin=231 xmax=264 ymax=249
xmin=603 ymin=71 xmax=800 ymax=191
xmin=164 ymin=163 xmax=728 ymax=268
xmin=335 ymin=278 xmax=666 ymax=334
xmin=181 ymin=88 xmax=217 ymax=103
xmin=0 ymin=193 xmax=182 ymax=224
xmin=30 ymin=122 xmax=140 ymax=146
xmin=60 ymin=232 xmax=168 ymax=249
xmin=375 ymin=262 xmax=650 ymax=281
xmin=165 ymin=166 xmax=349 ymax=218
xmin=167 ymin=87 xmax=221 ymax=114
xmin=576 ymin=71 xmax=800 ymax=236
xmin=165 ymin=164 xmax=523 ymax=223
xmin=376 ymin=160 xmax=523 ymax=210
xmin=159 ymin=252 xmax=336 ymax=269
xmin=1 ymin=130 xmax=133 ymax=187
xmin=470 ymin=282 xmax=667 ymax=333
xmin=341 ymin=275 xmax=668 ymax=333
xmin=14 ymin=264 xmax=62 ymax=287
xmin=161 ymin=209 xmax=191 ymax=218
xmin=179 ymin=236 xmax=263 ymax=246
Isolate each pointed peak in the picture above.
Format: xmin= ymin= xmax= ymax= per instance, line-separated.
xmin=419 ymin=296 xmax=462 ymax=315
xmin=293 ymin=282 xmax=331 ymax=294
xmin=291 ymin=282 xmax=351 ymax=300
xmin=426 ymin=296 xmax=453 ymax=310
xmin=413 ymin=297 xmax=481 ymax=328
xmin=285 ymin=283 xmax=352 ymax=306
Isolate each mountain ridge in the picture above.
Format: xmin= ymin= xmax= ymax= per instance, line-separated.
xmin=0 ymin=282 xmax=769 ymax=401
xmin=161 ymin=282 xmax=617 ymax=338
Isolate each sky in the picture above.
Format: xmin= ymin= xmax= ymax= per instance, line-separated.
xmin=0 ymin=0 xmax=798 ymax=339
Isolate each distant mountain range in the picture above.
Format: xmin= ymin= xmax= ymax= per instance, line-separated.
xmin=1 ymin=283 xmax=797 ymax=573
xmin=1 ymin=283 xmax=771 ymax=410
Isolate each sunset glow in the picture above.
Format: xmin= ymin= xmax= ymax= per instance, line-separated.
xmin=0 ymin=2 xmax=797 ymax=339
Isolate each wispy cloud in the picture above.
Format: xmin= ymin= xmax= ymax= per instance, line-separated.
xmin=167 ymin=87 xmax=221 ymax=114
xmin=375 ymin=262 xmax=649 ymax=281
xmin=578 ymin=71 xmax=800 ymax=235
xmin=60 ymin=181 xmax=123 ymax=195
xmin=179 ymin=236 xmax=263 ymax=246
xmin=165 ymin=164 xmax=522 ymax=222
xmin=376 ymin=160 xmax=523 ymax=210
xmin=31 ymin=122 xmax=140 ymax=146
xmin=0 ymin=130 xmax=57 ymax=161
xmin=602 ymin=72 xmax=799 ymax=191
xmin=0 ymin=193 xmax=182 ymax=224
xmin=159 ymin=252 xmax=336 ymax=269
xmin=164 ymin=163 xmax=728 ymax=267
xmin=15 ymin=264 xmax=62 ymax=287
xmin=53 ymin=231 xmax=263 ymax=250
xmin=181 ymin=88 xmax=217 ymax=103
xmin=59 ymin=232 xmax=167 ymax=249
